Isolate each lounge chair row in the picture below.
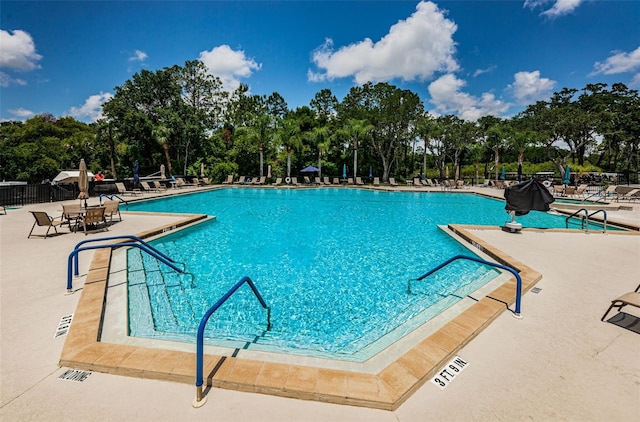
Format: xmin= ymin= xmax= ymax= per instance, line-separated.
xmin=222 ymin=175 xmax=447 ymax=187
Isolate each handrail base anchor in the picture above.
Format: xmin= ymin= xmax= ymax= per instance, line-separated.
xmin=192 ymin=386 xmax=207 ymax=408
xmin=512 ymin=312 xmax=523 ymax=320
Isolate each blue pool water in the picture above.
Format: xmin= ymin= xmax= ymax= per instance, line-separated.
xmin=124 ymin=188 xmax=580 ymax=361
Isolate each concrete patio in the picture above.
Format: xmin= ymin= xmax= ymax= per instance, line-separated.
xmin=1 ymin=185 xmax=638 ymax=421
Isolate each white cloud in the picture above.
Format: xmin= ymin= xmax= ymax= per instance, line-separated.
xmin=68 ymin=92 xmax=113 ymax=122
xmin=8 ymin=107 xmax=34 ymax=118
xmin=428 ymin=74 xmax=509 ymax=121
xmin=129 ymin=49 xmax=148 ymax=62
xmin=0 ymin=71 xmax=27 ymax=87
xmin=524 ymin=0 xmax=584 ymax=18
xmin=508 ymin=70 xmax=556 ymax=104
xmin=198 ymin=45 xmax=261 ymax=92
xmin=592 ymin=46 xmax=640 ymax=79
xmin=473 ymin=65 xmax=497 ymax=78
xmin=308 ymin=1 xmax=458 ymax=84
xmin=0 ymin=29 xmax=42 ymax=70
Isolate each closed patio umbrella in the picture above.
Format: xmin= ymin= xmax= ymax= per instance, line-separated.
xmin=200 ymin=162 xmax=205 ymax=178
xmin=563 ymin=165 xmax=571 ymax=185
xmin=77 ymin=159 xmax=89 ymax=208
xmin=343 ymin=164 xmax=347 ymax=179
xmin=500 ymin=166 xmax=506 ymax=180
xmin=133 ymin=160 xmax=139 ymax=187
xmin=160 ymin=164 xmax=166 ymax=179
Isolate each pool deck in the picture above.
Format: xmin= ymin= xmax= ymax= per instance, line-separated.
xmin=1 ymin=184 xmax=639 ymax=421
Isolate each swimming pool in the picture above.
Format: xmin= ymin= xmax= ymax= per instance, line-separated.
xmin=124 ymin=188 xmax=574 ymax=361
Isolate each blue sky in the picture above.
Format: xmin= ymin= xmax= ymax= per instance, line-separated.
xmin=1 ymin=1 xmax=639 ymax=123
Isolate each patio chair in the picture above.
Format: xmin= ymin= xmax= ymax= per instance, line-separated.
xmin=102 ymin=200 xmax=122 ymax=224
xmin=356 ymin=177 xmax=364 ymax=185
xmin=150 ymin=181 xmax=168 ymax=191
xmin=80 ymin=206 xmax=108 ymax=235
xmin=574 ymin=184 xmax=589 ymax=198
xmin=140 ymin=181 xmax=159 ymax=192
xmin=373 ymin=177 xmax=380 ymax=186
xmin=0 ymin=205 xmax=6 ymax=215
xmin=601 ymin=185 xmax=618 ymax=199
xmin=234 ymin=176 xmax=246 ymax=184
xmin=332 ymin=178 xmax=340 ymax=185
xmin=28 ymin=211 xmax=64 ymax=239
xmin=272 ymin=177 xmax=282 ymax=186
xmin=291 ymin=177 xmax=300 ymax=186
xmin=303 ymin=176 xmax=312 ymax=184
xmin=616 ymin=188 xmax=639 ymax=202
xmin=252 ymin=176 xmax=266 ymax=185
xmin=201 ymin=177 xmax=211 ymax=185
xmin=115 ymin=182 xmax=141 ymax=196
xmin=314 ymin=177 xmax=322 ymax=185
xmin=347 ymin=178 xmax=354 ymax=185
xmin=389 ymin=177 xmax=398 ymax=187
xmin=601 ymin=284 xmax=640 ymax=322
xmin=222 ymin=175 xmax=233 ymax=184
xmin=62 ymin=204 xmax=84 ymax=232
xmin=412 ymin=177 xmax=423 ymax=187
xmin=323 ymin=177 xmax=330 ymax=185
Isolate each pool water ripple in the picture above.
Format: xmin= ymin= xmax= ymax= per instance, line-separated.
xmin=126 ymin=188 xmax=572 ymax=360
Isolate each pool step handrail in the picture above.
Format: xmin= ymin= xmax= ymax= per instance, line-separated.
xmin=587 ymin=209 xmax=607 ymax=233
xmin=409 ymin=254 xmax=523 ymax=318
xmin=67 ymin=239 xmax=184 ymax=293
xmin=194 ymin=276 xmax=270 ymax=408
xmin=565 ymin=208 xmax=589 ymax=230
xmin=99 ymin=193 xmax=128 ymax=210
xmin=564 ymin=208 xmax=607 ymax=232
xmin=72 ymin=235 xmax=177 ymax=277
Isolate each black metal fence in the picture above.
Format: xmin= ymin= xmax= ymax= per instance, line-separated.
xmin=0 ymin=182 xmax=119 ymax=207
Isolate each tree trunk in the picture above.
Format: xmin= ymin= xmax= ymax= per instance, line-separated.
xmin=163 ymin=142 xmax=172 ymax=176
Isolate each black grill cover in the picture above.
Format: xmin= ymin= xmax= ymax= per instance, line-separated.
xmin=504 ymin=179 xmax=555 ymax=216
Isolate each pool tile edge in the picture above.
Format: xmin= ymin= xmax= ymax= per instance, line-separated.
xmin=60 ymin=221 xmax=543 ymax=411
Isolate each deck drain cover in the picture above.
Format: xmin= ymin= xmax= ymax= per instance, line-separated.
xmin=58 ymin=369 xmax=91 ymax=382
xmin=531 ymin=287 xmax=542 ymax=294
xmin=54 ymin=314 xmax=73 ymax=338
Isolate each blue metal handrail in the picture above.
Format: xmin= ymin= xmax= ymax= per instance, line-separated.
xmin=71 ymin=235 xmax=176 ymax=277
xmin=587 ymin=209 xmax=607 ymax=233
xmin=193 ymin=276 xmax=270 ymax=408
xmin=411 ymin=254 xmax=523 ymax=318
xmin=565 ymin=208 xmax=589 ymax=229
xmin=66 ymin=241 xmax=183 ymax=292
xmin=99 ymin=193 xmax=128 ymax=209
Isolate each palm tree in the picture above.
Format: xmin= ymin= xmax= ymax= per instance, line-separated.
xmin=152 ymin=124 xmax=172 ymax=176
xmin=236 ymin=114 xmax=273 ymax=177
xmin=277 ymin=117 xmax=302 ymax=178
xmin=307 ymin=126 xmax=329 ymax=177
xmin=339 ymin=119 xmax=374 ymax=179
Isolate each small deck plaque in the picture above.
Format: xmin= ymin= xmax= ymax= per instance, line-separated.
xmin=54 ymin=314 xmax=73 ymax=338
xmin=431 ymin=355 xmax=469 ymax=389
